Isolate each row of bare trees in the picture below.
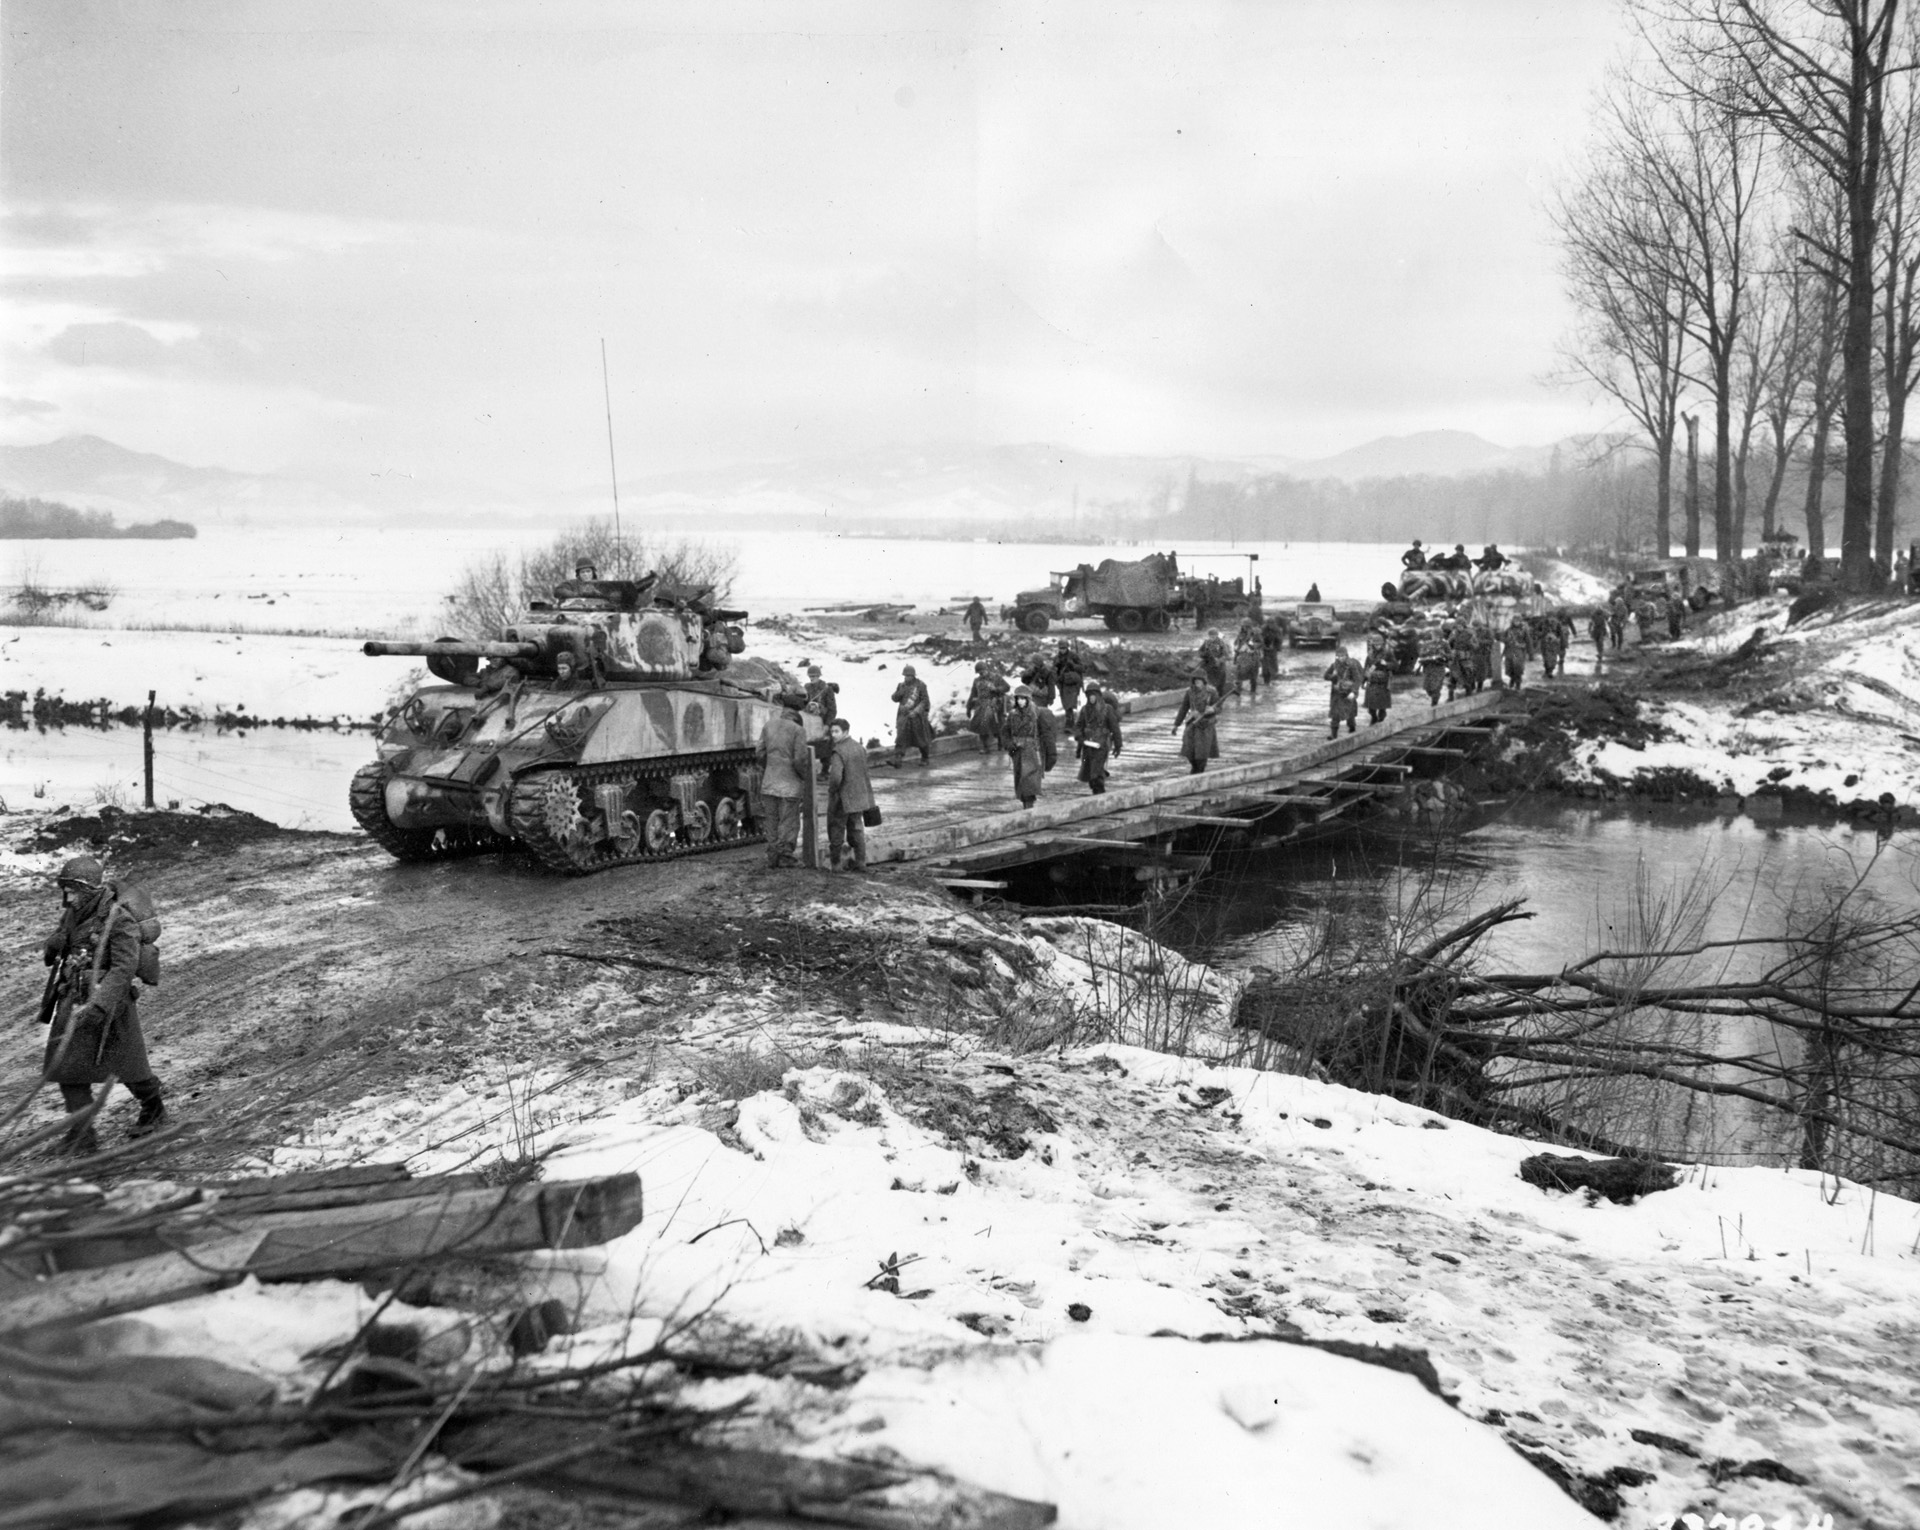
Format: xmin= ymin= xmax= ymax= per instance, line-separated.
xmin=1556 ymin=0 xmax=1920 ymax=586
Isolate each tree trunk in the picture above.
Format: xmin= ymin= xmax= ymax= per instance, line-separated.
xmin=1655 ymin=434 xmax=1674 ymax=557
xmin=1877 ymin=392 xmax=1907 ymax=581
xmin=1843 ymin=126 xmax=1879 ymax=589
xmin=1804 ymin=401 xmax=1831 ymax=560
xmin=1714 ymin=351 xmax=1735 ymax=562
xmin=1685 ymin=414 xmax=1702 ymax=556
xmin=1733 ymin=435 xmax=1751 ymax=555
xmin=1760 ymin=427 xmax=1789 ymax=542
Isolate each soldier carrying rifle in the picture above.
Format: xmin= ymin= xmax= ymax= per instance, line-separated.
xmin=39 ymin=856 xmax=166 ymax=1156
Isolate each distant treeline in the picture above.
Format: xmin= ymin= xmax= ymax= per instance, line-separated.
xmin=0 ymin=495 xmax=196 ymax=540
xmin=1168 ymin=449 xmax=1897 ymax=555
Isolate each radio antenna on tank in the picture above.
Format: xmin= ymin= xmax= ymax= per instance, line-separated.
xmin=600 ymin=338 xmax=623 ymax=556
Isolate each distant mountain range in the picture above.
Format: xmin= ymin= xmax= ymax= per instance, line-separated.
xmin=0 ymin=429 xmax=1584 ymax=531
xmin=0 ymin=434 xmax=367 ymax=528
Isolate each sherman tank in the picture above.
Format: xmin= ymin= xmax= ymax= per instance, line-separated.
xmin=352 ymin=570 xmax=803 ymax=873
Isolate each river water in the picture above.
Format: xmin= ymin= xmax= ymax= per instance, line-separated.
xmin=1170 ymin=799 xmax=1918 ymax=1166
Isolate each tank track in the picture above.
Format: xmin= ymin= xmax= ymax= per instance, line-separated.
xmin=507 ymin=749 xmax=763 ymax=875
xmin=350 ymin=762 xmax=506 ymax=863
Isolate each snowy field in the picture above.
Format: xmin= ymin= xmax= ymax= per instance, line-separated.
xmin=102 ymin=912 xmax=1916 ymax=1530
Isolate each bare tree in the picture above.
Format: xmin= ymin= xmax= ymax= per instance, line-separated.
xmin=1752 ymin=255 xmax=1819 ymax=540
xmin=1651 ymin=0 xmax=1909 ymax=586
xmin=1877 ymin=23 xmax=1920 ymax=572
xmin=1553 ymin=75 xmax=1694 ymax=556
xmin=1606 ymin=71 xmax=1770 ymax=561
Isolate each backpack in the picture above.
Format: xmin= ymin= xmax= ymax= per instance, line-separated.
xmin=106 ymin=878 xmax=163 ymax=987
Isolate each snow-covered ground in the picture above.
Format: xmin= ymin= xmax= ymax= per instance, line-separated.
xmin=1559 ymin=596 xmax=1920 ymax=810
xmin=93 ymin=908 xmax=1917 ymax=1530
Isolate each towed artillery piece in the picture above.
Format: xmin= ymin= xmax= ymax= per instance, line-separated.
xmin=353 ymin=571 xmax=804 ymax=873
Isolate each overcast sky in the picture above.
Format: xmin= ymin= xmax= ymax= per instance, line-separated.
xmin=3 ymin=0 xmax=1627 ymax=495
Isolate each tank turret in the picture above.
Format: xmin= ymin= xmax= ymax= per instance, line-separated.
xmin=350 ymin=573 xmax=798 ymax=873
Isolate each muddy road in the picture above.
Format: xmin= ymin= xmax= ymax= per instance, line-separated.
xmin=0 ymin=809 xmax=942 ymax=1154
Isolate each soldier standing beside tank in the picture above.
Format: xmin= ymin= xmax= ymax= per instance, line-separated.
xmin=1401 ymin=539 xmax=1427 ymax=570
xmin=1419 ymin=629 xmax=1449 ymax=707
xmin=1324 ymin=644 xmax=1364 ymax=738
xmin=890 ymin=665 xmax=934 ymax=767
xmin=1172 ymin=672 xmax=1221 ymax=773
xmin=824 ymin=718 xmax=875 ymax=872
xmin=757 ymin=701 xmax=812 ymax=869
xmin=803 ymin=664 xmax=837 ymax=774
xmin=1074 ymin=678 xmax=1123 ymax=795
xmin=1055 ymin=644 xmax=1084 ymax=720
xmin=41 ymin=857 xmax=165 ymax=1154
xmin=964 ymin=596 xmax=988 ymax=644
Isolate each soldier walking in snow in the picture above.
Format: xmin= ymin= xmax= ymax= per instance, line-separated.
xmin=41 ymin=856 xmax=166 ymax=1154
xmin=1074 ymin=679 xmax=1123 ymax=795
xmin=1054 ymin=644 xmax=1085 ymax=718
xmin=1172 ymin=673 xmax=1221 ymax=773
xmin=966 ymin=662 xmax=1009 ymax=755
xmin=1362 ymin=653 xmax=1393 ymax=725
xmin=1004 ymin=686 xmax=1055 ymax=808
xmin=1502 ymin=621 xmax=1532 ymax=690
xmin=890 ymin=665 xmax=934 ymax=767
xmin=963 ymin=597 xmax=988 ymax=643
xmin=1198 ymin=628 xmax=1231 ymax=699
xmin=1324 ymin=645 xmax=1364 ymax=738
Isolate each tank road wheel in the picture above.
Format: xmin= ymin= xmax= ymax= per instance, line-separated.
xmin=642 ymin=808 xmax=677 ymax=854
xmin=1020 ymin=607 xmax=1051 ymax=634
xmin=611 ymin=810 xmax=644 ymax=857
xmin=508 ymin=770 xmax=604 ymax=873
xmin=713 ymin=796 xmax=745 ymax=841
xmin=349 ymin=762 xmax=501 ymax=864
xmin=1101 ymin=612 xmax=1119 ymax=630
xmin=684 ymin=800 xmax=714 ymax=844
xmin=1114 ymin=607 xmax=1146 ymax=633
xmin=1145 ymin=608 xmax=1172 ymax=632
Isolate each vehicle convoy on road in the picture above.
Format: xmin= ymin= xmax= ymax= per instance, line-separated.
xmin=354 ymin=571 xmax=801 ymax=873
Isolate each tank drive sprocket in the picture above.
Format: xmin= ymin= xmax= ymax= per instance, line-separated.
xmin=507 ymin=749 xmax=761 ymax=874
xmin=349 ymin=762 xmax=505 ymax=862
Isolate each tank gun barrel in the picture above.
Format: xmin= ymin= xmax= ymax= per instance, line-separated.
xmin=362 ymin=640 xmax=542 ymax=660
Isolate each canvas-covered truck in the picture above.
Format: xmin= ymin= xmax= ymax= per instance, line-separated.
xmin=1004 ymin=551 xmax=1183 ymax=633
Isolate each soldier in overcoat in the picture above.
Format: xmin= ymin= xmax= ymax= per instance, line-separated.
xmin=41 ymin=856 xmax=165 ymax=1155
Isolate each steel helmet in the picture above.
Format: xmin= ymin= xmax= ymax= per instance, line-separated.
xmin=56 ymin=855 xmax=104 ymax=890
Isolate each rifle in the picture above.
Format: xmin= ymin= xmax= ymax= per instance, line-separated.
xmin=34 ymin=961 xmax=60 ymax=1029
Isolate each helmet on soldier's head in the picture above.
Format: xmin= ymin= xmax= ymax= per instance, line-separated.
xmin=806 ymin=665 xmax=822 ymax=678
xmin=901 ymin=664 xmax=916 ymax=677
xmin=574 ymin=560 xmax=597 ymax=580
xmin=56 ymin=856 xmax=103 ymax=891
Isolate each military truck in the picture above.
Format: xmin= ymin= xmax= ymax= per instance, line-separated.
xmin=1004 ymin=551 xmax=1183 ymax=633
xmin=1628 ymin=556 xmax=1739 ymax=611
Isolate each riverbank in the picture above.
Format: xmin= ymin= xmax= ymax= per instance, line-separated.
xmin=1493 ymin=594 xmax=1919 ymax=828
xmin=3 ymin=808 xmax=1915 ymax=1528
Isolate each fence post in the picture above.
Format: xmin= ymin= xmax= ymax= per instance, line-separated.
xmin=143 ymin=690 xmax=155 ymax=809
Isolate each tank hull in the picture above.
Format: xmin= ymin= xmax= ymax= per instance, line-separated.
xmin=352 ymin=677 xmax=803 ymax=873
